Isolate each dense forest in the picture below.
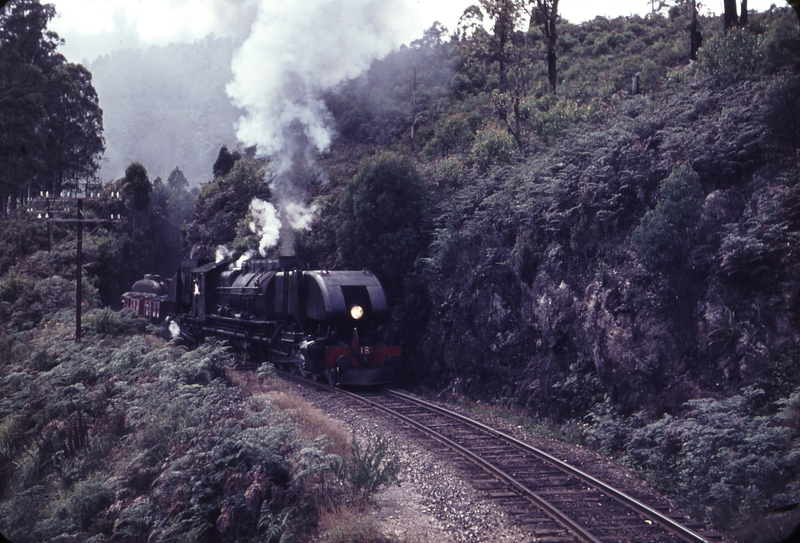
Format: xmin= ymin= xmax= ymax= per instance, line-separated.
xmin=2 ymin=0 xmax=800 ymax=541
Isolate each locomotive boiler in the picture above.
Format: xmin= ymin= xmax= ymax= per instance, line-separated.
xmin=124 ymin=256 xmax=400 ymax=386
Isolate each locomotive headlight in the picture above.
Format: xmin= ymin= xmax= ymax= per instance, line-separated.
xmin=350 ymin=305 xmax=364 ymax=320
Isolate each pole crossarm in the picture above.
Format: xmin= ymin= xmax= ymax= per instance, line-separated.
xmin=42 ymin=218 xmax=118 ymax=224
xmin=28 ymin=185 xmax=123 ymax=343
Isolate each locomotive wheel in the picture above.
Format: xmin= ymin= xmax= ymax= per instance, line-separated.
xmin=325 ymin=368 xmax=338 ymax=387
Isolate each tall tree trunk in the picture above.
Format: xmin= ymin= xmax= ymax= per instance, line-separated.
xmin=740 ymin=0 xmax=748 ymax=27
xmin=536 ymin=0 xmax=559 ymax=93
xmin=549 ymin=0 xmax=558 ymax=92
xmin=410 ymin=67 xmax=418 ymax=150
xmin=498 ymin=29 xmax=508 ymax=95
xmin=723 ymin=0 xmax=739 ymax=33
xmin=690 ymin=0 xmax=702 ymax=61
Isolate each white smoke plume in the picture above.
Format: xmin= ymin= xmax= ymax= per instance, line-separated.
xmin=216 ymin=245 xmax=232 ymax=263
xmin=227 ymin=0 xmax=413 ymax=164
xmin=235 ymin=249 xmax=256 ymax=267
xmin=226 ymin=0 xmax=416 ymax=255
xmin=248 ymin=197 xmax=281 ymax=255
xmin=285 ymin=201 xmax=319 ymax=230
xmin=168 ymin=318 xmax=181 ymax=339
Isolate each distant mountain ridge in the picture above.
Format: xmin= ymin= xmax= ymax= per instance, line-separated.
xmin=89 ymin=36 xmax=244 ymax=186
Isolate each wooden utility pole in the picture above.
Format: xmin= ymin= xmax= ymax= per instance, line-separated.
xmin=33 ymin=186 xmax=121 ymax=342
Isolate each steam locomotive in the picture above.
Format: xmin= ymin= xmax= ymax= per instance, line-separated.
xmin=123 ymin=256 xmax=401 ymax=386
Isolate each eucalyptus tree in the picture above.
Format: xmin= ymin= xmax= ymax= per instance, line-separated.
xmin=457 ymin=0 xmax=533 ymax=153
xmin=532 ymin=0 xmax=559 ymax=92
xmin=42 ymin=63 xmax=104 ymax=193
xmin=0 ymin=0 xmax=104 ymax=214
xmin=338 ymin=151 xmax=429 ymax=299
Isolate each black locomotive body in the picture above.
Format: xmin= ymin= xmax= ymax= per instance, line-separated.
xmin=127 ymin=256 xmax=400 ymax=386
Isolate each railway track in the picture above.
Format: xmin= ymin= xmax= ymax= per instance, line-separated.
xmin=287 ymin=376 xmax=724 ymax=543
xmin=349 ymin=388 xmax=725 ymax=543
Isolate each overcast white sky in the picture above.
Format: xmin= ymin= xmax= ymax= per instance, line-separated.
xmin=49 ymin=0 xmax=785 ymax=64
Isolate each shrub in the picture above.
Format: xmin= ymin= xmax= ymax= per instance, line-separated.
xmin=762 ymin=15 xmax=800 ymax=71
xmin=83 ymin=308 xmax=117 ymax=335
xmin=0 ymin=273 xmax=30 ymax=304
xmin=624 ymin=387 xmax=800 ymax=536
xmin=425 ymin=114 xmax=474 ymax=159
xmin=632 ymin=164 xmax=704 ymax=271
xmin=340 ymin=435 xmax=402 ymax=503
xmin=470 ymin=126 xmax=516 ymax=170
xmin=699 ymin=29 xmax=765 ymax=86
xmin=433 ymin=156 xmax=464 ymax=186
xmin=764 ymin=75 xmax=800 ymax=157
xmin=639 ymin=59 xmax=661 ymax=92
xmin=521 ymin=95 xmax=600 ymax=144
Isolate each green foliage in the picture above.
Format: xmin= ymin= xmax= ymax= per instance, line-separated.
xmin=0 ymin=266 xmax=102 ymax=332
xmin=41 ymin=62 xmax=105 ymax=192
xmin=699 ymin=29 xmax=765 ymax=86
xmin=470 ymin=125 xmax=516 ymax=170
xmin=624 ymin=387 xmax=800 ymax=533
xmin=424 ymin=114 xmax=475 ymax=158
xmin=639 ymin=59 xmax=661 ymax=92
xmin=0 ymin=0 xmax=104 ymax=208
xmin=0 ymin=329 xmax=343 ymax=543
xmin=632 ymin=164 xmax=703 ymax=270
xmin=0 ymin=215 xmax=48 ymax=274
xmin=521 ymin=94 xmax=601 ymax=144
xmin=0 ymin=271 xmax=30 ymax=303
xmin=423 ymin=227 xmax=485 ymax=285
xmin=582 ymin=399 xmax=630 ymax=455
xmin=717 ymin=183 xmax=800 ymax=284
xmin=325 ymin=24 xmax=456 ymax=146
xmin=762 ymin=15 xmax=800 ymax=69
xmin=83 ymin=307 xmax=147 ymax=336
xmin=212 ymin=144 xmax=241 ymax=177
xmin=764 ymin=74 xmax=800 ymax=155
xmin=121 ymin=162 xmax=152 ymax=211
xmin=340 ymin=435 xmax=402 ymax=503
xmin=549 ymin=359 xmax=605 ymax=422
xmin=338 ymin=151 xmax=429 ymax=297
xmin=184 ymin=157 xmax=272 ymax=259
xmin=433 ymin=156 xmax=465 ymax=187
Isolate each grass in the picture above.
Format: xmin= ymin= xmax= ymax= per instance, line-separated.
xmin=269 ymin=389 xmax=351 ymax=457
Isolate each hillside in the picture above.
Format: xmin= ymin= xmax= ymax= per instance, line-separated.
xmin=2 ymin=2 xmax=800 ymax=542
xmin=303 ymin=6 xmax=800 ymax=539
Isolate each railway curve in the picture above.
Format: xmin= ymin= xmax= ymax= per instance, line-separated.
xmin=279 ymin=373 xmax=727 ymax=542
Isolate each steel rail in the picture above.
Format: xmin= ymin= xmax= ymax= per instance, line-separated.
xmin=385 ymin=389 xmax=711 ymax=543
xmin=336 ymin=387 xmax=602 ymax=543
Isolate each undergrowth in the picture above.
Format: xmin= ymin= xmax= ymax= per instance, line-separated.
xmin=0 ymin=313 xmax=403 ymax=543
